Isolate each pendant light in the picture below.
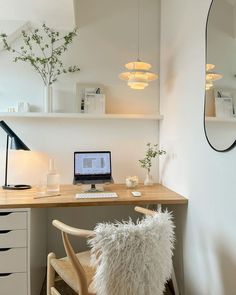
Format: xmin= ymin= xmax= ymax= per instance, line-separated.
xmin=205 ymin=63 xmax=223 ymax=90
xmin=119 ymin=0 xmax=158 ymax=90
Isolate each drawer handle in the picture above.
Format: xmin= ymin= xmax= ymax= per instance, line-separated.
xmin=0 ymin=248 xmax=11 ymax=252
xmin=0 ymin=230 xmax=11 ymax=234
xmin=0 ymin=273 xmax=12 ymax=277
xmin=0 ymin=212 xmax=12 ymax=216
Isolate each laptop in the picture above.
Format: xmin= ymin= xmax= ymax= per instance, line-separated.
xmin=73 ymin=151 xmax=113 ymax=185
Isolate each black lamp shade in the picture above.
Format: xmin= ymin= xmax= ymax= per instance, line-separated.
xmin=0 ymin=120 xmax=30 ymax=151
xmin=11 ymin=137 xmax=30 ymax=151
xmin=0 ymin=120 xmax=31 ymax=190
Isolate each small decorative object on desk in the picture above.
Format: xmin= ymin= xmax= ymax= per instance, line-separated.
xmin=126 ymin=176 xmax=139 ymax=188
xmin=139 ymin=143 xmax=166 ymax=186
xmin=0 ymin=24 xmax=80 ymax=113
xmin=144 ymin=172 xmax=153 ymax=186
xmin=46 ymin=158 xmax=60 ymax=195
xmin=76 ymin=83 xmax=106 ymax=114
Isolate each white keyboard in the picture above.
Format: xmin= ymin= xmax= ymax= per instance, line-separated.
xmin=75 ymin=192 xmax=118 ymax=199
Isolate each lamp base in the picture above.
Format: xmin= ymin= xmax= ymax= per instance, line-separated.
xmin=2 ymin=184 xmax=31 ymax=190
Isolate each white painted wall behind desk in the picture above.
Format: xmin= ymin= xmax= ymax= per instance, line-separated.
xmin=160 ymin=0 xmax=236 ymax=294
xmin=0 ymin=118 xmax=159 ymax=185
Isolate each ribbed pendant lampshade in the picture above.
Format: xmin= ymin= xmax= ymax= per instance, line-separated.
xmin=119 ymin=0 xmax=158 ymax=90
xmin=119 ymin=60 xmax=158 ymax=90
xmin=205 ymin=63 xmax=223 ymax=90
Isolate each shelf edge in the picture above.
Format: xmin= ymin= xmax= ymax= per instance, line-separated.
xmin=0 ymin=112 xmax=164 ymax=120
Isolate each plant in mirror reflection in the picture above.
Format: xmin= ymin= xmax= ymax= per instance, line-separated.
xmin=0 ymin=23 xmax=80 ymax=86
xmin=139 ymin=143 xmax=166 ymax=173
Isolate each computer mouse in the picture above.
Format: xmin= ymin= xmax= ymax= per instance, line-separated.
xmin=131 ymin=191 xmax=142 ymax=197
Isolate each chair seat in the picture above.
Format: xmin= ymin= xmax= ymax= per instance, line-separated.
xmin=51 ymin=250 xmax=96 ymax=295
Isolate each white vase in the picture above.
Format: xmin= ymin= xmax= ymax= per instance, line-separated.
xmin=144 ymin=172 xmax=153 ymax=186
xmin=44 ymin=85 xmax=53 ymax=112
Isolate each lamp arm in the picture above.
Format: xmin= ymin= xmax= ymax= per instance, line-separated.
xmin=4 ymin=135 xmax=9 ymax=187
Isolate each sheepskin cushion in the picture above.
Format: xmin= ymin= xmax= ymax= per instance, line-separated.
xmin=88 ymin=211 xmax=175 ymax=295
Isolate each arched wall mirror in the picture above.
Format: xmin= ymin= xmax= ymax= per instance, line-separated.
xmin=205 ymin=0 xmax=236 ymax=151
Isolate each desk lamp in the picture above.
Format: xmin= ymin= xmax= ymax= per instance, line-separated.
xmin=0 ymin=120 xmax=31 ymax=190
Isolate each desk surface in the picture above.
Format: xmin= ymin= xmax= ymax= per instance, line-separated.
xmin=0 ymin=184 xmax=188 ymax=209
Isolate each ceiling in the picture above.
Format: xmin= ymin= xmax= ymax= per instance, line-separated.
xmin=0 ymin=0 xmax=77 ymax=30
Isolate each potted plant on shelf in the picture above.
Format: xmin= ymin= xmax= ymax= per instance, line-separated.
xmin=0 ymin=23 xmax=80 ymax=113
xmin=139 ymin=143 xmax=166 ymax=186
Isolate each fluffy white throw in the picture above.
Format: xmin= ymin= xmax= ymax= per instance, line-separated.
xmin=88 ymin=211 xmax=175 ymax=295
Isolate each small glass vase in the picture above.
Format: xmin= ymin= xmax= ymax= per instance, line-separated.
xmin=144 ymin=171 xmax=153 ymax=186
xmin=44 ymin=85 xmax=53 ymax=112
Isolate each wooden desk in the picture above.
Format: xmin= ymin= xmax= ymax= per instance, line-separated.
xmin=0 ymin=184 xmax=187 ymax=209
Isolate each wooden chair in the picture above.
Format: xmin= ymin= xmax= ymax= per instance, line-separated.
xmin=47 ymin=206 xmax=177 ymax=295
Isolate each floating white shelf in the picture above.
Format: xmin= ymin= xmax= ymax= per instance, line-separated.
xmin=205 ymin=116 xmax=236 ymax=123
xmin=0 ymin=112 xmax=163 ymax=120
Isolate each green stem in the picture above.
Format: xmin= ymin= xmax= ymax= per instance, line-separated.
xmin=9 ymin=47 xmax=47 ymax=85
xmin=29 ymin=28 xmax=50 ymax=81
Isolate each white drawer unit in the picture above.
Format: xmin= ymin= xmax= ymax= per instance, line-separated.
xmin=0 ymin=211 xmax=27 ymax=230
xmin=0 ymin=229 xmax=27 ymax=248
xmin=0 ymin=273 xmax=27 ymax=295
xmin=0 ymin=248 xmax=27 ymax=273
xmin=0 ymin=208 xmax=47 ymax=295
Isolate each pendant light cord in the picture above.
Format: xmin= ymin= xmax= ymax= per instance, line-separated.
xmin=137 ymin=0 xmax=141 ymax=61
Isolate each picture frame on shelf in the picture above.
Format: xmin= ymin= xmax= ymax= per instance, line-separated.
xmin=76 ymin=83 xmax=106 ymax=114
xmin=214 ymin=88 xmax=235 ymax=118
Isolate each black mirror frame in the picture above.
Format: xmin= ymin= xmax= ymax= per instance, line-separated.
xmin=204 ymin=0 xmax=236 ymax=152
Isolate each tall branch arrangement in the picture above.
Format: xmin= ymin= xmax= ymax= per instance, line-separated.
xmin=0 ymin=23 xmax=80 ymax=86
xmin=139 ymin=143 xmax=166 ymax=173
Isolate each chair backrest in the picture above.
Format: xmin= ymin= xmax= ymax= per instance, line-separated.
xmin=52 ymin=220 xmax=95 ymax=295
xmin=52 ymin=207 xmax=174 ymax=295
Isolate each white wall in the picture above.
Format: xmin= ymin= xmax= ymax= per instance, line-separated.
xmin=0 ymin=0 xmax=160 ymax=254
xmin=0 ymin=0 xmax=160 ymax=114
xmin=0 ymin=118 xmax=159 ymax=185
xmin=160 ymin=0 xmax=236 ymax=294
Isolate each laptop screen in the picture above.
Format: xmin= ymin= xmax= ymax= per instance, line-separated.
xmin=74 ymin=151 xmax=111 ymax=176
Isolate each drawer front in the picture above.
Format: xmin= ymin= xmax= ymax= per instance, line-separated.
xmin=0 ymin=212 xmax=27 ymax=230
xmin=0 ymin=248 xmax=27 ymax=273
xmin=0 ymin=230 xmax=27 ymax=248
xmin=0 ymin=272 xmax=27 ymax=295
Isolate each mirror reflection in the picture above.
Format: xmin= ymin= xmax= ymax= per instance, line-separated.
xmin=205 ymin=0 xmax=236 ymax=151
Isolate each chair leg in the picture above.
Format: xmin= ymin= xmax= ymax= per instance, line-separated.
xmin=47 ymin=253 xmax=56 ymax=295
xmin=171 ymin=266 xmax=179 ymax=295
xmin=51 ymin=287 xmax=61 ymax=295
